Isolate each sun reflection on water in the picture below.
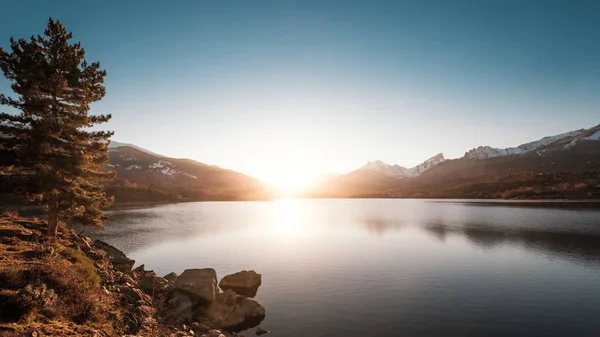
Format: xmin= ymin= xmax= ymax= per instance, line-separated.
xmin=275 ymin=198 xmax=302 ymax=237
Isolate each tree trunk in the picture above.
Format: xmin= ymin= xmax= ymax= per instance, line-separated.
xmin=47 ymin=195 xmax=58 ymax=237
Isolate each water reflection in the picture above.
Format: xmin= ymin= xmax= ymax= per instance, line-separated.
xmin=422 ymin=222 xmax=600 ymax=267
xmin=356 ymin=212 xmax=600 ymax=268
xmin=275 ymin=199 xmax=301 ymax=237
xmin=433 ymin=200 xmax=600 ymax=211
xmin=362 ymin=219 xmax=401 ymax=236
xmin=94 ymin=199 xmax=600 ymax=337
xmin=84 ymin=206 xmax=231 ymax=254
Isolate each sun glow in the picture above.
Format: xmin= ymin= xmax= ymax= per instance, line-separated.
xmin=259 ymin=167 xmax=317 ymax=196
xmin=275 ymin=199 xmax=302 ymax=237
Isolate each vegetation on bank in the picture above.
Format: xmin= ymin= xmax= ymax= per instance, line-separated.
xmin=0 ymin=213 xmax=124 ymax=335
xmin=0 ymin=213 xmax=265 ymax=336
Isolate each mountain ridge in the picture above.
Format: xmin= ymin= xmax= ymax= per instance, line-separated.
xmin=304 ymin=123 xmax=600 ymax=199
xmin=105 ymin=145 xmax=271 ymax=203
xmin=463 ymin=125 xmax=600 ymax=160
xmin=360 ymin=153 xmax=446 ymax=179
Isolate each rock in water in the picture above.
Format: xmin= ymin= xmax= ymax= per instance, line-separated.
xmin=92 ymin=240 xmax=135 ymax=272
xmin=207 ymin=289 xmax=266 ymax=332
xmin=218 ymin=270 xmax=262 ymax=297
xmin=174 ymin=268 xmax=218 ymax=305
xmin=255 ymin=327 xmax=269 ymax=335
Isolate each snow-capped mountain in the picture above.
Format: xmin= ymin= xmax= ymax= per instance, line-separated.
xmin=563 ymin=129 xmax=600 ymax=149
xmin=361 ymin=161 xmax=412 ymax=179
xmin=360 ymin=153 xmax=446 ymax=179
xmin=410 ymin=153 xmax=446 ymax=176
xmin=463 ymin=125 xmax=600 ymax=159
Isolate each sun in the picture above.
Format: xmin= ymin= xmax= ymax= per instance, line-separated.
xmin=267 ymin=170 xmax=312 ymax=196
xmin=258 ymin=166 xmax=315 ymax=196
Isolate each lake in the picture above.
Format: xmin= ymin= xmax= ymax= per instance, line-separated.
xmin=88 ymin=199 xmax=600 ymax=337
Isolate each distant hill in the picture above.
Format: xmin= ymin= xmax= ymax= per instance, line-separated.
xmin=306 ymin=124 xmax=600 ymax=199
xmin=105 ymin=143 xmax=272 ymax=203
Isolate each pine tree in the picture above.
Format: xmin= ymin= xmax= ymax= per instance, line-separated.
xmin=0 ymin=18 xmax=114 ymax=236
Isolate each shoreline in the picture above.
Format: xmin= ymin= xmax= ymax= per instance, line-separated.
xmin=0 ymin=214 xmax=267 ymax=337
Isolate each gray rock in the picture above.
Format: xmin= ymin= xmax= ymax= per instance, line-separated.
xmin=218 ymin=270 xmax=262 ymax=297
xmin=140 ymin=272 xmax=169 ymax=295
xmin=207 ymin=290 xmax=265 ymax=332
xmin=255 ymin=327 xmax=269 ymax=335
xmin=92 ymin=240 xmax=135 ymax=272
xmin=167 ymin=290 xmax=196 ymax=323
xmin=175 ymin=268 xmax=218 ymax=305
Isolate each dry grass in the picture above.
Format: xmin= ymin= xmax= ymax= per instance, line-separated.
xmin=0 ymin=215 xmax=123 ymax=335
xmin=0 ymin=254 xmax=111 ymax=325
xmin=58 ymin=246 xmax=101 ymax=286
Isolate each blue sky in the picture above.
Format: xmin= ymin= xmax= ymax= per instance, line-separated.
xmin=1 ymin=0 xmax=599 ymax=183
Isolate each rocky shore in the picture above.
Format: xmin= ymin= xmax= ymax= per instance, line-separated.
xmin=0 ymin=213 xmax=268 ymax=336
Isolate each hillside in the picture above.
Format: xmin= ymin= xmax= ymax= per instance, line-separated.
xmin=306 ymin=124 xmax=600 ymax=199
xmin=105 ymin=144 xmax=272 ymax=203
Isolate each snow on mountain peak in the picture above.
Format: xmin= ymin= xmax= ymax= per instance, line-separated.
xmin=360 ymin=153 xmax=446 ymax=179
xmin=463 ymin=128 xmax=588 ymax=160
xmin=410 ymin=153 xmax=446 ymax=176
xmin=361 ymin=160 xmax=411 ymax=179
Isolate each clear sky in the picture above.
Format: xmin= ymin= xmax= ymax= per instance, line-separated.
xmin=1 ymin=0 xmax=599 ymax=185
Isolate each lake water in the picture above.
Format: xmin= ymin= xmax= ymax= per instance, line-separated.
xmin=89 ymin=199 xmax=600 ymax=337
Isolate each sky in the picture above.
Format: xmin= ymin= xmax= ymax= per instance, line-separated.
xmin=1 ymin=0 xmax=599 ymax=185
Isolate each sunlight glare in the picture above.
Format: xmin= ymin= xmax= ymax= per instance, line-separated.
xmin=275 ymin=199 xmax=302 ymax=237
xmin=260 ymin=166 xmax=316 ymax=196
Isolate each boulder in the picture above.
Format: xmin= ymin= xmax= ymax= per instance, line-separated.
xmin=207 ymin=290 xmax=265 ymax=332
xmin=174 ymin=268 xmax=218 ymax=305
xmin=218 ymin=270 xmax=261 ymax=297
xmin=92 ymin=240 xmax=135 ymax=272
xmin=165 ymin=290 xmax=201 ymax=324
xmin=139 ymin=272 xmax=169 ymax=295
xmin=164 ymin=272 xmax=179 ymax=284
xmin=133 ymin=264 xmax=145 ymax=274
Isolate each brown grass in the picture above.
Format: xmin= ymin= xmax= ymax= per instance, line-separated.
xmin=0 ymin=254 xmax=111 ymax=325
xmin=0 ymin=216 xmax=124 ymax=335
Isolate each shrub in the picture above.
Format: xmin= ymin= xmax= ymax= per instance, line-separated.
xmin=0 ymin=254 xmax=110 ymax=324
xmin=58 ymin=247 xmax=100 ymax=286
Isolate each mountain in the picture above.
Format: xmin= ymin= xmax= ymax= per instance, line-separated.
xmin=305 ymin=153 xmax=446 ymax=198
xmin=306 ymin=124 xmax=600 ymax=199
xmin=360 ymin=153 xmax=446 ymax=179
xmin=463 ymin=127 xmax=599 ymax=159
xmin=108 ymin=140 xmax=163 ymax=157
xmin=105 ymin=141 xmax=271 ymax=203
